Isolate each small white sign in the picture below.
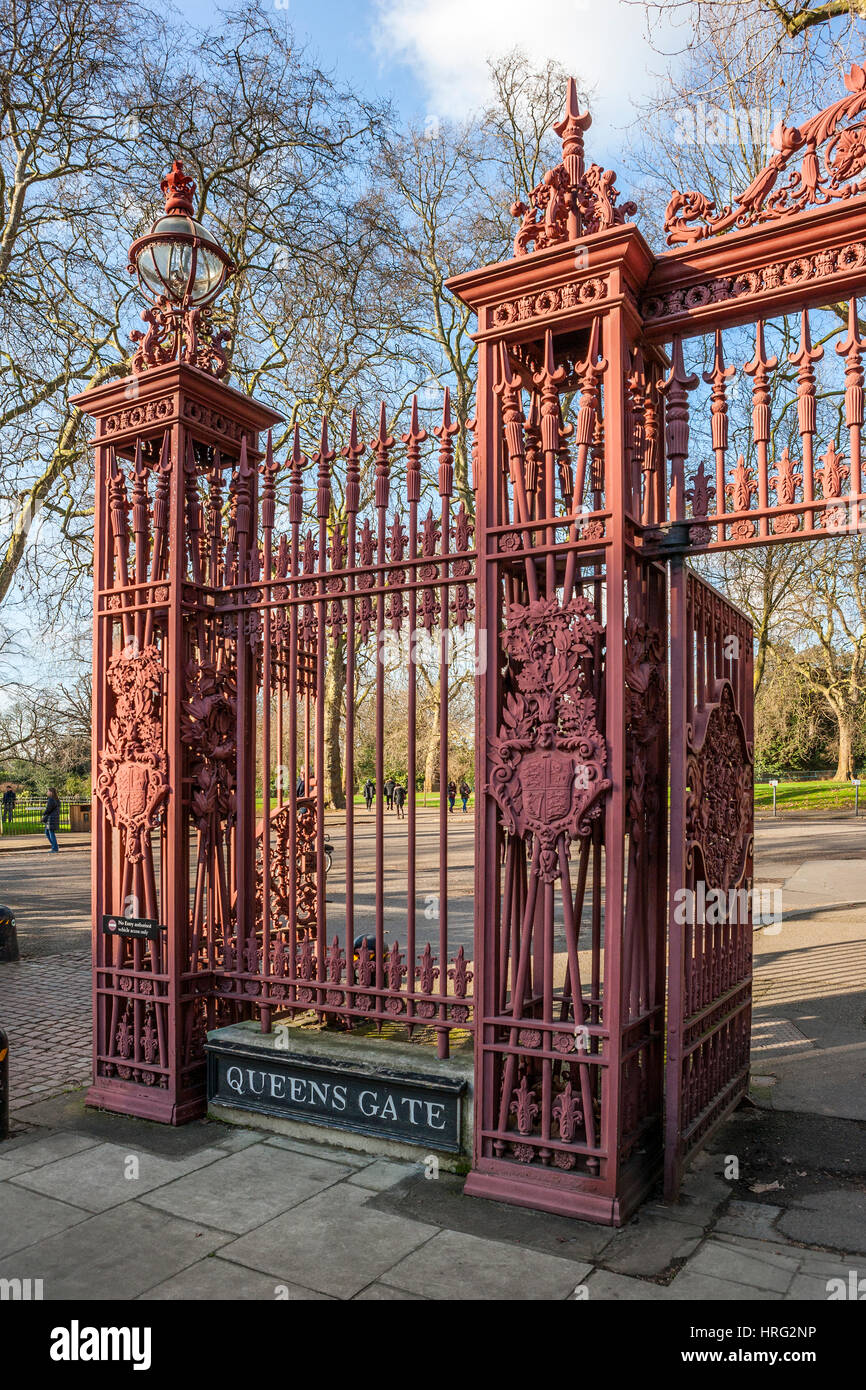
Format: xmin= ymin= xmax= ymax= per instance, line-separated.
xmin=769 ymin=779 xmax=779 ymax=787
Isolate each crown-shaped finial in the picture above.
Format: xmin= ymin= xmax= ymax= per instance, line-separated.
xmin=160 ymin=160 xmax=196 ymax=216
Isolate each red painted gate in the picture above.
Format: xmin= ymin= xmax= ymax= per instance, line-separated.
xmin=666 ymin=566 xmax=754 ymax=1198
xmin=76 ymin=65 xmax=866 ymax=1224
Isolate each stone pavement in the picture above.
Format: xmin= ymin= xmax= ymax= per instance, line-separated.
xmin=751 ymin=853 xmax=866 ymax=1121
xmin=0 ymin=820 xmax=864 ymax=1300
xmin=0 ymin=952 xmax=91 ymax=1113
xmin=0 ymin=1091 xmax=863 ymax=1301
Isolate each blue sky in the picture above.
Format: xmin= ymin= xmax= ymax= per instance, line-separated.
xmin=168 ymin=0 xmax=684 ymax=168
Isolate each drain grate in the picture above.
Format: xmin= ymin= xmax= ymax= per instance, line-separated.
xmin=751 ymin=1017 xmax=816 ymax=1054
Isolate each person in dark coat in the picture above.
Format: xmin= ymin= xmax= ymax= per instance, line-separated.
xmin=393 ymin=783 xmax=406 ymax=819
xmin=42 ymin=787 xmax=60 ymax=853
xmin=363 ymin=778 xmax=375 ymax=810
xmin=447 ymin=780 xmax=457 ymax=813
xmin=384 ymin=776 xmax=396 ymax=810
xmin=2 ymin=787 xmax=15 ymax=824
xmin=459 ymin=780 xmax=472 ymax=813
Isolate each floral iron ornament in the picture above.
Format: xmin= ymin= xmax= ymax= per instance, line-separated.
xmin=488 ymin=596 xmax=611 ymax=881
xmin=180 ymin=657 xmax=237 ymax=834
xmin=96 ymin=643 xmax=169 ymax=863
xmin=510 ymin=78 xmax=636 ymax=256
xmin=665 ymin=64 xmax=866 ymax=246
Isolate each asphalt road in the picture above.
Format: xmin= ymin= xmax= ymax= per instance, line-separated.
xmin=2 ymin=812 xmax=864 ymax=960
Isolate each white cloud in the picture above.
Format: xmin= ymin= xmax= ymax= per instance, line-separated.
xmin=371 ymin=0 xmax=679 ymax=157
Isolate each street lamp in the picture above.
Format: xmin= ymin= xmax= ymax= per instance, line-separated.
xmin=128 ymin=160 xmax=235 ymax=377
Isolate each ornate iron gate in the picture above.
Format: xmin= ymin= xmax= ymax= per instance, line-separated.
xmin=666 ymin=566 xmax=754 ymax=1198
xmin=78 ymin=65 xmax=866 ymax=1221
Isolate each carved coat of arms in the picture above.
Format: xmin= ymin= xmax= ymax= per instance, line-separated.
xmin=488 ymin=597 xmax=611 ymax=881
xmin=96 ymin=643 xmax=169 ymax=863
xmin=686 ymin=680 xmax=753 ymax=891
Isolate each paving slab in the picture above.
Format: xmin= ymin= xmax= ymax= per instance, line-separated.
xmin=370 ymin=1168 xmax=615 ymax=1262
xmin=346 ymin=1159 xmax=420 ymax=1191
xmin=353 ymin=1282 xmax=426 ymax=1300
xmin=0 ymin=1182 xmax=89 ymax=1258
xmin=785 ymin=1272 xmax=841 ymax=1300
xmin=220 ymin=1182 xmax=438 ymax=1299
xmin=138 ymin=1256 xmax=333 ymax=1300
xmin=597 ymin=1212 xmax=703 ymax=1277
xmin=0 ymin=1201 xmax=232 ymax=1299
xmin=7 ymin=1091 xmax=235 ymax=1157
xmin=666 ymin=1270 xmax=783 ymax=1300
xmin=645 ymin=1155 xmax=735 ymax=1228
xmin=714 ymin=1201 xmax=785 ymax=1240
xmin=797 ymin=1249 xmax=862 ymax=1277
xmin=583 ymin=1269 xmax=677 ymax=1301
xmin=687 ymin=1237 xmax=799 ymax=1293
xmin=10 ymin=1140 xmax=227 ymax=1213
xmin=262 ymin=1135 xmax=373 ymax=1168
xmin=0 ymin=1130 xmax=100 ymax=1177
xmin=138 ymin=1144 xmax=352 ymax=1234
xmin=383 ymin=1228 xmax=590 ymax=1301
xmin=776 ymin=1189 xmax=866 ymax=1253
xmin=211 ymin=1129 xmax=268 ymax=1154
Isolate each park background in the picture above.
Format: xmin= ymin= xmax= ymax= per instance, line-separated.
xmin=1 ymin=0 xmax=866 ymax=813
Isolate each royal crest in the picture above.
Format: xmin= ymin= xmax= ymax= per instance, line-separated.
xmin=96 ymin=643 xmax=169 ymax=863
xmin=488 ymin=596 xmax=610 ymax=881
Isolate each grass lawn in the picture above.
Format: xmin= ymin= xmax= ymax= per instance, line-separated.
xmin=755 ymin=779 xmax=864 ymax=813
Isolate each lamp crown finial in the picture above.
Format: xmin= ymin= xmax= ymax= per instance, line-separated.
xmin=161 ymin=160 xmax=196 ymax=216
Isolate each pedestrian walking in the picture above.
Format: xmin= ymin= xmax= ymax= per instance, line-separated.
xmin=459 ymin=780 xmax=471 ymax=813
xmin=384 ymin=776 xmax=396 ymax=811
xmin=447 ymin=779 xmax=457 ymax=813
xmin=1 ymin=786 xmax=14 ymax=825
xmin=42 ymin=787 xmax=60 ymax=853
xmin=363 ymin=778 xmax=375 ymax=810
xmin=393 ymin=783 xmax=406 ymax=819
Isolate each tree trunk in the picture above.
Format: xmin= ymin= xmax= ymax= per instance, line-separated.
xmin=424 ymin=682 xmax=441 ymax=793
xmin=324 ymin=628 xmax=346 ymax=808
xmin=833 ymin=714 xmax=855 ymax=781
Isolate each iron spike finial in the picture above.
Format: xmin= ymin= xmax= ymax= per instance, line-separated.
xmin=402 ymin=394 xmax=428 ymax=507
xmin=289 ymin=422 xmax=306 ymax=527
xmin=342 ymin=406 xmax=365 ymax=516
xmin=835 ymin=298 xmax=866 ymax=358
xmin=434 ymin=387 xmax=458 ymax=499
xmin=371 ymin=401 xmax=395 ymax=511
xmin=314 ymin=415 xmax=334 ymax=521
xmin=553 ymin=77 xmax=591 ymax=172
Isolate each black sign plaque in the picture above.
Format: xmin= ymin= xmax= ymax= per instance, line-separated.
xmin=206 ymin=1041 xmax=465 ymax=1152
xmin=101 ymin=914 xmax=163 ymax=942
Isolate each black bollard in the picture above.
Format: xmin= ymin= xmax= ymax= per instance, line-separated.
xmin=0 ymin=905 xmax=18 ymax=963
xmin=0 ymin=1023 xmax=8 ymax=1140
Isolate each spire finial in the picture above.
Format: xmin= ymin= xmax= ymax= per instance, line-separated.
xmin=553 ymin=78 xmax=591 ymax=173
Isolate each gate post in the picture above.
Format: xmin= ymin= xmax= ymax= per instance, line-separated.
xmin=72 ymin=163 xmax=281 ymax=1122
xmin=448 ymin=85 xmax=667 ymax=1221
xmin=73 ymin=363 xmax=280 ymax=1122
